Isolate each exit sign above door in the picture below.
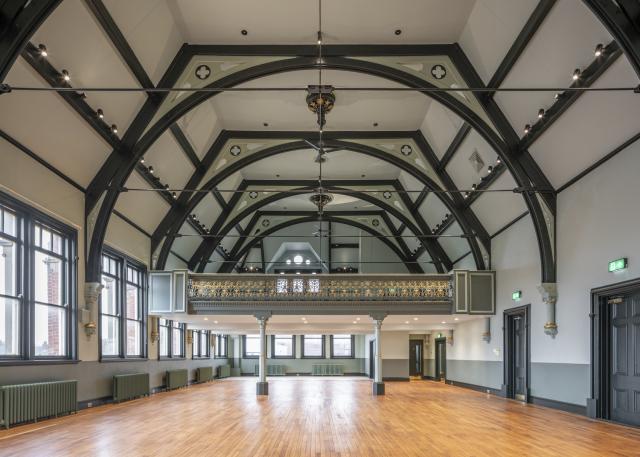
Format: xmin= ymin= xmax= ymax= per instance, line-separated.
xmin=608 ymin=258 xmax=628 ymax=272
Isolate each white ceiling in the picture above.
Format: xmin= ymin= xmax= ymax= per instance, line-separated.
xmin=0 ymin=0 xmax=633 ymax=276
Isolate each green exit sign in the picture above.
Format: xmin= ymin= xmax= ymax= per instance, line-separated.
xmin=608 ymin=258 xmax=628 ymax=272
xmin=512 ymin=290 xmax=522 ymax=301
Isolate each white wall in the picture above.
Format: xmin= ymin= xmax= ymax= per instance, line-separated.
xmin=380 ymin=331 xmax=409 ymax=359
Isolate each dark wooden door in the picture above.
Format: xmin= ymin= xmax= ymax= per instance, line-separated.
xmin=369 ymin=340 xmax=375 ymax=380
xmin=610 ymin=292 xmax=640 ymax=426
xmin=435 ymin=339 xmax=446 ymax=381
xmin=409 ymin=340 xmax=422 ymax=376
xmin=513 ymin=316 xmax=527 ymax=401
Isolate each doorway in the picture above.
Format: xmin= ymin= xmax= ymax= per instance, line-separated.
xmin=503 ymin=304 xmax=530 ymax=402
xmin=435 ymin=338 xmax=446 ymax=381
xmin=591 ymin=279 xmax=640 ymax=426
xmin=369 ymin=339 xmax=375 ymax=380
xmin=409 ymin=340 xmax=423 ymax=377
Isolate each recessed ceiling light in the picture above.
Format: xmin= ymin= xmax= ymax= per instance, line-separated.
xmin=305 ymin=259 xmax=311 ymax=265
xmin=214 ymin=320 xmax=218 ymax=324
xmin=361 ymin=174 xmax=366 ymax=178
xmin=204 ymin=317 xmax=208 ymax=321
xmin=263 ymin=122 xmax=269 ymax=127
xmin=356 ymin=317 xmax=360 ymax=321
xmin=286 ymin=259 xmax=292 ymax=265
xmin=353 ymin=321 xmax=357 ymax=324
xmin=413 ymin=317 xmax=418 ymax=321
xmin=441 ymin=321 xmax=446 ymax=324
xmin=312 ymin=272 xmax=316 ymax=274
xmin=241 ymin=29 xmax=248 ymax=35
xmin=296 ymin=272 xmax=301 ymax=275
xmin=373 ymin=122 xmax=378 ymax=127
xmin=454 ymin=318 xmax=459 ymax=321
xmin=276 ymin=174 xmax=280 ymax=178
xmin=304 ymin=321 xmax=308 ymax=324
xmin=395 ymin=29 xmax=402 ymax=35
xmin=294 ymin=255 xmax=303 ymax=264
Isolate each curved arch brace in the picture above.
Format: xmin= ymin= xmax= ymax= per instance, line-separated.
xmin=172 ymin=186 xmax=437 ymax=273
xmin=217 ymin=214 xmax=418 ymax=274
xmin=83 ymin=53 xmax=548 ymax=281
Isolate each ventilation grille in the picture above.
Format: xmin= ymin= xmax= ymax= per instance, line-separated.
xmin=468 ymin=149 xmax=485 ymax=173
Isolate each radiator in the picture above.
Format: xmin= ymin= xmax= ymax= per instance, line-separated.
xmin=254 ymin=364 xmax=286 ymax=376
xmin=0 ymin=380 xmax=77 ymax=429
xmin=113 ymin=373 xmax=149 ymax=403
xmin=195 ymin=367 xmax=213 ymax=383
xmin=312 ymin=364 xmax=344 ymax=376
xmin=217 ymin=365 xmax=231 ymax=378
xmin=166 ymin=369 xmax=188 ymax=390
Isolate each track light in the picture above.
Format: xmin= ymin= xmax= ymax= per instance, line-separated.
xmin=594 ymin=44 xmax=604 ymax=57
xmin=471 ymin=183 xmax=477 ymax=191
xmin=140 ymin=157 xmax=145 ymax=164
xmin=172 ymin=192 xmax=177 ymax=199
xmin=496 ymin=157 xmax=502 ymax=165
xmin=572 ymin=69 xmax=581 ymax=81
xmin=317 ymin=31 xmax=322 ymax=45
xmin=538 ymin=109 xmax=545 ymax=119
xmin=148 ymin=166 xmax=154 ymax=174
xmin=487 ymin=165 xmax=493 ymax=174
xmin=97 ymin=108 xmax=104 ymax=119
xmin=464 ymin=192 xmax=469 ymax=199
xmin=554 ymin=93 xmax=560 ymax=100
xmin=61 ymin=69 xmax=70 ymax=82
xmin=38 ymin=44 xmax=48 ymax=57
xmin=164 ymin=183 xmax=169 ymax=190
xmin=524 ymin=124 xmax=531 ymax=134
xmin=111 ymin=124 xmax=118 ymax=134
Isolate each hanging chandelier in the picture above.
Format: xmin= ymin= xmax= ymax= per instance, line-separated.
xmin=306 ymin=85 xmax=335 ymax=127
xmin=309 ymin=188 xmax=333 ymax=214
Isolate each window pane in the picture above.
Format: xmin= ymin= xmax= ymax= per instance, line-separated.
xmin=41 ymin=228 xmax=52 ymax=251
xmin=292 ymin=278 xmax=303 ymax=293
xmin=200 ymin=332 xmax=208 ymax=356
xmin=332 ymin=335 xmax=353 ymax=357
xmin=304 ymin=335 xmax=323 ymax=357
xmin=34 ymin=304 xmax=66 ymax=356
xmin=125 ymin=283 xmax=139 ymax=320
xmin=34 ymin=251 xmax=63 ymax=306
xmin=308 ymin=278 xmax=320 ymax=293
xmin=172 ymin=326 xmax=183 ymax=356
xmin=2 ymin=210 xmax=16 ymax=237
xmin=245 ymin=334 xmax=260 ymax=356
xmin=101 ymin=275 xmax=118 ymax=315
xmin=52 ymin=233 xmax=62 ymax=255
xmin=126 ymin=320 xmax=142 ymax=356
xmin=276 ymin=278 xmax=287 ymax=293
xmin=0 ymin=296 xmax=20 ymax=356
xmin=159 ymin=325 xmax=169 ymax=357
xmin=0 ymin=237 xmax=17 ymax=296
xmin=274 ymin=335 xmax=293 ymax=357
xmin=101 ymin=315 xmax=120 ymax=356
xmin=192 ymin=332 xmax=199 ymax=357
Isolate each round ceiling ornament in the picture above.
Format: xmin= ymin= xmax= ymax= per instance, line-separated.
xmin=230 ymin=145 xmax=241 ymax=156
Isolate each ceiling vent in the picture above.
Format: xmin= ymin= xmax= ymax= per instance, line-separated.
xmin=468 ymin=149 xmax=485 ymax=173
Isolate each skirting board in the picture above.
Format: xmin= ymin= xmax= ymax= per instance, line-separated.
xmin=445 ymin=379 xmax=587 ymax=416
xmin=382 ymin=377 xmax=410 ymax=382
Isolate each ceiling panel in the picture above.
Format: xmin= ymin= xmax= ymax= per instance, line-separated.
xmin=445 ymin=129 xmax=498 ymax=191
xmin=177 ymin=99 xmax=222 ymax=159
xmin=529 ymin=58 xmax=640 ymax=188
xmin=420 ymin=100 xmax=465 ymax=160
xmin=193 ymin=193 xmax=223 ymax=228
xmin=103 ymin=0 xmax=185 ymax=84
xmin=172 ymin=0 xmax=474 ymax=44
xmin=1 ymin=58 xmax=111 ymax=187
xmin=32 ymin=1 xmax=146 ymax=131
xmin=144 ymin=130 xmax=196 ymax=196
xmin=494 ymin=0 xmax=612 ymax=137
xmin=115 ymin=173 xmax=171 ymax=233
xmin=459 ymin=0 xmax=539 ymax=83
xmin=213 ymin=70 xmax=430 ymax=131
xmin=171 ymin=222 xmax=203 ymax=259
xmin=437 ymin=222 xmax=470 ymax=261
xmin=418 ymin=193 xmax=449 ymax=229
xmin=397 ymin=171 xmax=423 ymax=202
xmin=217 ymin=172 xmax=243 ymax=203
xmin=470 ymin=171 xmax=527 ymax=235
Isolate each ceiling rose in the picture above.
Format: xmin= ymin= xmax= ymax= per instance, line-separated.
xmin=306 ymin=85 xmax=335 ymax=127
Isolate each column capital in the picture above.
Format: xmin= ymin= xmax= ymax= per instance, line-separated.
xmin=369 ymin=312 xmax=388 ymax=323
xmin=253 ymin=312 xmax=272 ymax=323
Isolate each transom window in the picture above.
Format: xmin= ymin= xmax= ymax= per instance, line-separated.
xmin=301 ymin=334 xmax=325 ymax=358
xmin=243 ymin=334 xmax=261 ymax=358
xmin=0 ymin=194 xmax=77 ymax=362
xmin=272 ymin=334 xmax=295 ymax=358
xmin=331 ymin=334 xmax=355 ymax=358
xmin=100 ymin=250 xmax=146 ymax=358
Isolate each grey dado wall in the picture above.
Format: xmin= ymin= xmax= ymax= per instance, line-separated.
xmin=382 ymin=359 xmax=409 ymax=379
xmin=0 ymin=358 xmax=230 ymax=402
xmin=240 ymin=358 xmax=365 ymax=375
xmin=530 ymin=363 xmax=589 ymax=406
xmin=446 ymin=360 xmax=502 ymax=389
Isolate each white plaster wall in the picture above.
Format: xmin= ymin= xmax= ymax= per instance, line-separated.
xmin=447 ymin=318 xmax=497 ymax=361
xmin=380 ymin=331 xmax=409 ymax=359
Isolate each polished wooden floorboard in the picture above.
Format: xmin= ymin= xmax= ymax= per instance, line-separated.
xmin=1 ymin=378 xmax=639 ymax=456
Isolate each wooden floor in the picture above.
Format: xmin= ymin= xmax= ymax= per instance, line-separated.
xmin=1 ymin=377 xmax=639 ymax=456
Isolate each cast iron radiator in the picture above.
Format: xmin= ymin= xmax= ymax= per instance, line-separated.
xmin=0 ymin=380 xmax=77 ymax=429
xmin=113 ymin=373 xmax=150 ymax=403
xmin=166 ymin=369 xmax=188 ymax=390
xmin=217 ymin=365 xmax=231 ymax=378
xmin=195 ymin=367 xmax=213 ymax=383
xmin=254 ymin=364 xmax=286 ymax=376
xmin=312 ymin=364 xmax=344 ymax=376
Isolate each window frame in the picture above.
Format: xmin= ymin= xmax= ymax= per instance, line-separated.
xmin=192 ymin=329 xmax=210 ymax=359
xmin=242 ymin=334 xmax=261 ymax=359
xmin=330 ymin=334 xmax=356 ymax=359
xmin=301 ymin=334 xmax=326 ymax=359
xmin=270 ymin=334 xmax=295 ymax=359
xmin=215 ymin=334 xmax=228 ymax=359
xmin=0 ymin=192 xmax=77 ymax=365
xmin=158 ymin=318 xmax=185 ymax=360
xmin=99 ymin=248 xmax=147 ymax=361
